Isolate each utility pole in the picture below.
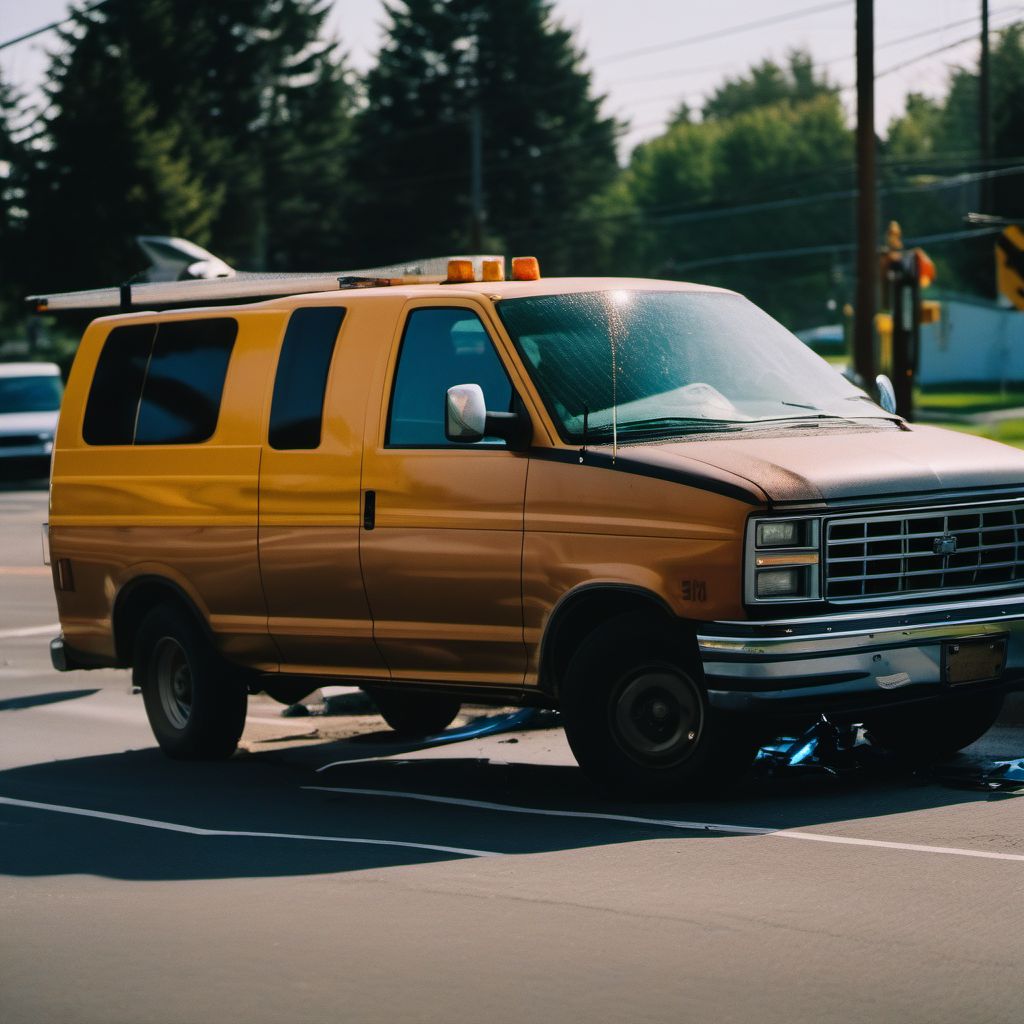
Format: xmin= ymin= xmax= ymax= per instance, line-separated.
xmin=469 ymin=105 xmax=484 ymax=251
xmin=980 ymin=0 xmax=992 ymax=212
xmin=854 ymin=0 xmax=876 ymax=386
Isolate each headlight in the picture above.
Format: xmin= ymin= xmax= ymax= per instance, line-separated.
xmin=756 ymin=520 xmax=805 ymax=547
xmin=747 ymin=516 xmax=821 ymax=603
xmin=756 ymin=567 xmax=804 ymax=598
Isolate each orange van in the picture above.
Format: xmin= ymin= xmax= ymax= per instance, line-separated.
xmin=41 ymin=257 xmax=1024 ymax=794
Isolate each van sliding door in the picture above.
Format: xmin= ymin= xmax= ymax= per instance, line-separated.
xmin=258 ymin=306 xmax=387 ymax=679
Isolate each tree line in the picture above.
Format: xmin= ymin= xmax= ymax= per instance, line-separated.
xmin=0 ymin=0 xmax=1021 ymax=334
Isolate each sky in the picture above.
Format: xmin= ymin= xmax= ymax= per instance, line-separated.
xmin=0 ymin=0 xmax=1016 ymax=157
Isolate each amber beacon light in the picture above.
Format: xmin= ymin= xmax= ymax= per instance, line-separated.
xmin=446 ymin=259 xmax=476 ymax=283
xmin=511 ymin=256 xmax=541 ymax=281
xmin=482 ymin=258 xmax=505 ymax=282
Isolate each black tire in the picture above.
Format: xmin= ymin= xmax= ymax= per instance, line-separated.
xmin=864 ymin=691 xmax=1004 ymax=761
xmin=133 ymin=603 xmax=248 ymax=759
xmin=367 ymin=688 xmax=461 ymax=737
xmin=559 ymin=611 xmax=758 ymax=797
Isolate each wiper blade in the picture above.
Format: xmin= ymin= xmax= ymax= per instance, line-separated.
xmin=621 ymin=415 xmax=744 ymax=427
xmin=750 ymin=412 xmax=849 ymax=423
xmin=582 ymin=416 xmax=744 ymax=439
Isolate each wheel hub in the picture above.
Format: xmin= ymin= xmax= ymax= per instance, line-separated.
xmin=153 ymin=636 xmax=192 ymax=731
xmin=612 ymin=669 xmax=703 ymax=764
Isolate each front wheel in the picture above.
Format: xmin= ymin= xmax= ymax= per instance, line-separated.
xmin=134 ymin=603 xmax=248 ymax=759
xmin=559 ymin=612 xmax=758 ymax=797
xmin=864 ymin=691 xmax=1004 ymax=761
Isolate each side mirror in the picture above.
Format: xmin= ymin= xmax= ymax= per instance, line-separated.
xmin=445 ymin=384 xmax=533 ymax=451
xmin=875 ymin=374 xmax=898 ymax=415
xmin=446 ymin=384 xmax=487 ymax=442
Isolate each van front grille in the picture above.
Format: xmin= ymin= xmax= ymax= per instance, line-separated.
xmin=825 ymin=501 xmax=1024 ymax=601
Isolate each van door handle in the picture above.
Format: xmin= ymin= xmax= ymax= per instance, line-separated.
xmin=363 ymin=490 xmax=376 ymax=531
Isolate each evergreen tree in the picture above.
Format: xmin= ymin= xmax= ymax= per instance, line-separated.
xmin=26 ymin=0 xmax=354 ymax=293
xmin=345 ymin=0 xmax=619 ymax=273
xmin=0 ymin=75 xmax=29 ymax=325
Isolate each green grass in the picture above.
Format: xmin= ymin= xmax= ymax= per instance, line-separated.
xmin=915 ymin=388 xmax=1024 ymax=415
xmin=923 ymin=419 xmax=1024 ymax=450
xmin=911 ymin=385 xmax=1024 ymax=449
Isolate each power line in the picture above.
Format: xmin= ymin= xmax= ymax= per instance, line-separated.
xmin=820 ymin=5 xmax=1022 ymax=68
xmin=0 ymin=1 xmax=109 ymax=54
xmin=668 ymin=226 xmax=1003 ymax=273
xmin=594 ymin=0 xmax=852 ymax=66
xmin=619 ymin=8 xmax=1023 ymax=114
xmin=604 ymin=5 xmax=1021 ymax=93
xmin=875 ymin=20 xmax=1019 ymax=79
xmin=638 ymin=164 xmax=1024 ymax=229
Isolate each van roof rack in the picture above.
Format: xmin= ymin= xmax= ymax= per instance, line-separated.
xmin=28 ymin=254 xmax=504 ymax=313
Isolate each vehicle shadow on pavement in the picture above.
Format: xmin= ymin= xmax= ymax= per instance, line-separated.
xmin=0 ymin=729 xmax=1018 ymax=881
xmin=0 ymin=688 xmax=98 ymax=712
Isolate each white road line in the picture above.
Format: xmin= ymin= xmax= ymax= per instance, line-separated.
xmin=0 ymin=623 xmax=59 ymax=639
xmin=0 ymin=795 xmax=497 ymax=859
xmin=316 ymin=753 xmax=425 ymax=768
xmin=305 ymin=786 xmax=1024 ymax=864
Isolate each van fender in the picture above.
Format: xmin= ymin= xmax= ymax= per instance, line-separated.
xmin=537 ymin=582 xmax=691 ymax=697
xmin=111 ymin=566 xmax=215 ymax=666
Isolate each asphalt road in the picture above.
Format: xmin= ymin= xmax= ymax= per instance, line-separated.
xmin=2 ymin=480 xmax=1023 ymax=1024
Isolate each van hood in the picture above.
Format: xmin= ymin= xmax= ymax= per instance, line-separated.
xmin=621 ymin=423 xmax=1024 ymax=506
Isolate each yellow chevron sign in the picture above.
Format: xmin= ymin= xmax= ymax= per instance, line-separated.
xmin=996 ymin=226 xmax=1024 ymax=311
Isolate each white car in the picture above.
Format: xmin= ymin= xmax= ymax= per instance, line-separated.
xmin=0 ymin=362 xmax=63 ymax=475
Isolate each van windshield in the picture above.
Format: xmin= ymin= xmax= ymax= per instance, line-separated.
xmin=0 ymin=374 xmax=63 ymax=414
xmin=496 ymin=290 xmax=882 ymax=442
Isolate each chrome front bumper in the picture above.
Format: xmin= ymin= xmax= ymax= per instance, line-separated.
xmin=698 ymin=593 xmax=1024 ymax=714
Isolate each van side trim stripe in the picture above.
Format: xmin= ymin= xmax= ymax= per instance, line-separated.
xmin=527 ymin=447 xmax=763 ymax=505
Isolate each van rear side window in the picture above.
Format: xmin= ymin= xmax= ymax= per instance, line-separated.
xmin=269 ymin=307 xmax=345 ymax=450
xmin=82 ymin=324 xmax=154 ymax=445
xmin=135 ymin=319 xmax=236 ymax=444
xmin=82 ymin=318 xmax=237 ymax=446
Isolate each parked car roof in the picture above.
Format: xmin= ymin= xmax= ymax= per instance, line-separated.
xmin=0 ymin=362 xmax=61 ymax=378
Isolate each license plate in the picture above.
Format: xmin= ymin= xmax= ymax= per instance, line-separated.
xmin=944 ymin=637 xmax=1007 ymax=685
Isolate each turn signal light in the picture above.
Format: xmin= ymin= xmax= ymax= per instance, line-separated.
xmin=511 ymin=256 xmax=541 ymax=281
xmin=447 ymin=259 xmax=475 ymax=283
xmin=915 ymin=248 xmax=936 ymax=288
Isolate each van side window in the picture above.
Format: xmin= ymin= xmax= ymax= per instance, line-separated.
xmin=83 ymin=318 xmax=236 ymax=446
xmin=134 ymin=319 xmax=237 ymax=445
xmin=387 ymin=308 xmax=512 ymax=447
xmin=269 ymin=307 xmax=345 ymax=450
xmin=82 ymin=324 xmax=155 ymax=445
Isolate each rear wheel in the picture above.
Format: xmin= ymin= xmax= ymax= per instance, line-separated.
xmin=864 ymin=691 xmax=1004 ymax=761
xmin=559 ymin=611 xmax=758 ymax=797
xmin=367 ymin=688 xmax=462 ymax=737
xmin=134 ymin=603 xmax=247 ymax=759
